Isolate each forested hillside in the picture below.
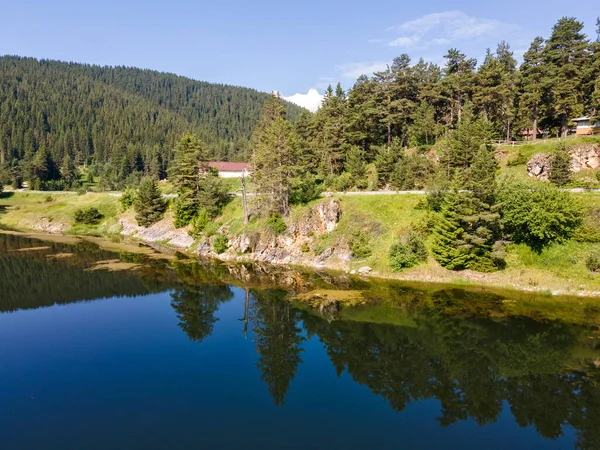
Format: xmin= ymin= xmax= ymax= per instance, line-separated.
xmin=296 ymin=16 xmax=600 ymax=186
xmin=0 ymin=56 xmax=304 ymax=189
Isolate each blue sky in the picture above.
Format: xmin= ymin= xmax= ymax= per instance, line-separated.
xmin=1 ymin=0 xmax=598 ymax=111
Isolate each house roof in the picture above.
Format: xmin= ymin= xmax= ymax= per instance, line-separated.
xmin=208 ymin=161 xmax=249 ymax=172
xmin=573 ymin=117 xmax=591 ymax=122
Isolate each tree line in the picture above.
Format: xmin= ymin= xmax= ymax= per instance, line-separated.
xmin=0 ymin=56 xmax=304 ymax=190
xmin=283 ymin=16 xmax=599 ymax=191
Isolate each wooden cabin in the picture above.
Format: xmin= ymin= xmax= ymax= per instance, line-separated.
xmin=573 ymin=117 xmax=600 ymax=135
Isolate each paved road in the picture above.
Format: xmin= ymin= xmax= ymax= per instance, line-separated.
xmin=4 ymin=188 xmax=600 ymax=197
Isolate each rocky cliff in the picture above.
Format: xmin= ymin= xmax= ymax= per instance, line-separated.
xmin=528 ymin=144 xmax=600 ymax=180
xmin=117 ymin=199 xmax=350 ymax=272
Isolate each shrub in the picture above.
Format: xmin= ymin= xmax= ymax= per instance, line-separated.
xmin=585 ymin=253 xmax=600 ymax=273
xmin=350 ymin=230 xmax=372 ymax=259
xmin=44 ymin=195 xmax=53 ymax=203
xmin=333 ymin=172 xmax=353 ymax=192
xmin=573 ymin=208 xmax=600 ymax=243
xmin=212 ymin=233 xmax=229 ymax=254
xmin=596 ymin=170 xmax=600 ymax=183
xmin=498 ymin=180 xmax=582 ymax=252
xmin=188 ymin=209 xmax=211 ymax=238
xmin=507 ymin=150 xmax=528 ymax=167
xmin=290 ymin=174 xmax=323 ymax=205
xmin=389 ymin=229 xmax=428 ymax=271
xmin=120 ymin=189 xmax=136 ymax=210
xmin=267 ymin=214 xmax=287 ymax=234
xmin=73 ymin=207 xmax=103 ymax=225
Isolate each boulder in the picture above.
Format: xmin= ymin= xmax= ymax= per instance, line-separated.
xmin=357 ymin=266 xmax=373 ymax=275
xmin=571 ymin=145 xmax=600 ymax=171
xmin=527 ymin=153 xmax=552 ymax=181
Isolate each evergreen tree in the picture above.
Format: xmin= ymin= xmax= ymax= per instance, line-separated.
xmin=432 ymin=190 xmax=502 ymax=272
xmin=134 ymin=176 xmax=166 ymax=227
xmin=543 ymin=17 xmax=590 ymax=136
xmin=432 ymin=192 xmax=469 ymax=270
xmin=441 ymin=49 xmax=477 ymax=124
xmin=519 ymin=37 xmax=547 ymax=141
xmin=437 ymin=105 xmax=496 ymax=177
xmin=60 ymin=153 xmax=77 ymax=188
xmin=168 ymin=134 xmax=228 ymax=227
xmin=549 ymin=142 xmax=573 ymax=187
xmin=251 ymin=94 xmax=299 ymax=216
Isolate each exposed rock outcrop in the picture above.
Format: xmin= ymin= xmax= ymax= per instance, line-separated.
xmin=196 ymin=199 xmax=350 ymax=270
xmin=571 ymin=145 xmax=600 ymax=171
xmin=527 ymin=144 xmax=600 ymax=181
xmin=116 ymin=214 xmax=195 ymax=250
xmin=527 ymin=153 xmax=552 ymax=181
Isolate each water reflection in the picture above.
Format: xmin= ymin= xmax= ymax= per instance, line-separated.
xmin=3 ymin=232 xmax=600 ymax=448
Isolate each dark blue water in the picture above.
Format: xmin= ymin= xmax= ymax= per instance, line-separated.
xmin=0 ymin=233 xmax=598 ymax=449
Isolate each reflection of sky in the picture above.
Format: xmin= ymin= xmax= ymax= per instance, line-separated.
xmin=0 ymin=287 xmax=575 ymax=449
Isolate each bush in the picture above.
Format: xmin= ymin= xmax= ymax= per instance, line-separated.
xmin=573 ymin=208 xmax=600 ymax=243
xmin=267 ymin=214 xmax=287 ymax=234
xmin=73 ymin=207 xmax=103 ymax=225
xmin=389 ymin=229 xmax=428 ymax=271
xmin=188 ymin=209 xmax=211 ymax=238
xmin=498 ymin=180 xmax=582 ymax=252
xmin=120 ymin=189 xmax=136 ymax=210
xmin=212 ymin=233 xmax=229 ymax=254
xmin=333 ymin=172 xmax=353 ymax=192
xmin=596 ymin=170 xmax=600 ymax=183
xmin=507 ymin=150 xmax=528 ymax=167
xmin=290 ymin=174 xmax=323 ymax=205
xmin=586 ymin=253 xmax=600 ymax=273
xmin=350 ymin=230 xmax=372 ymax=259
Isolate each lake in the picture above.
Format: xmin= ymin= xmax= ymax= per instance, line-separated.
xmin=1 ymin=232 xmax=600 ymax=449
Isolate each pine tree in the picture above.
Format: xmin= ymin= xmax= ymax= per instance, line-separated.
xmin=520 ymin=37 xmax=547 ymax=141
xmin=432 ymin=190 xmax=502 ymax=272
xmin=441 ymin=49 xmax=477 ymax=124
xmin=549 ymin=142 xmax=572 ymax=187
xmin=543 ymin=17 xmax=590 ymax=137
xmin=168 ymin=134 xmax=211 ymax=227
xmin=134 ymin=176 xmax=166 ymax=227
xmin=60 ymin=153 xmax=77 ymax=188
xmin=251 ymin=93 xmax=299 ymax=216
xmin=432 ymin=193 xmax=469 ymax=270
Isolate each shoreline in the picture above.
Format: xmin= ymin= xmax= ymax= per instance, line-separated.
xmin=4 ymin=227 xmax=600 ymax=301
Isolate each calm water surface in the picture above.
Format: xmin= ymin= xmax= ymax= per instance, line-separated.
xmin=1 ymin=233 xmax=600 ymax=449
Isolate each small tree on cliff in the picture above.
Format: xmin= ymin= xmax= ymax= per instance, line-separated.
xmin=135 ymin=176 xmax=166 ymax=227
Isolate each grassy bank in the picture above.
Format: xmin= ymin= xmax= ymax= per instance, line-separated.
xmin=1 ymin=189 xmax=600 ymax=297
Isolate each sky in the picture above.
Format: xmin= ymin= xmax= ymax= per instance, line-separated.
xmin=1 ymin=0 xmax=598 ymax=112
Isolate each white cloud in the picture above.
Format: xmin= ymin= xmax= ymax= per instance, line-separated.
xmin=386 ymin=11 xmax=518 ymax=49
xmin=282 ymin=89 xmax=324 ymax=113
xmin=388 ymin=36 xmax=420 ymax=47
xmin=336 ymin=61 xmax=388 ymax=78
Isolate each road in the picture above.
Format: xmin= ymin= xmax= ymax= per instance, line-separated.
xmin=4 ymin=188 xmax=600 ymax=197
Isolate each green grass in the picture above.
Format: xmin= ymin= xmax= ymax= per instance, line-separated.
xmin=0 ymin=192 xmax=120 ymax=234
xmin=316 ymin=194 xmax=428 ymax=272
